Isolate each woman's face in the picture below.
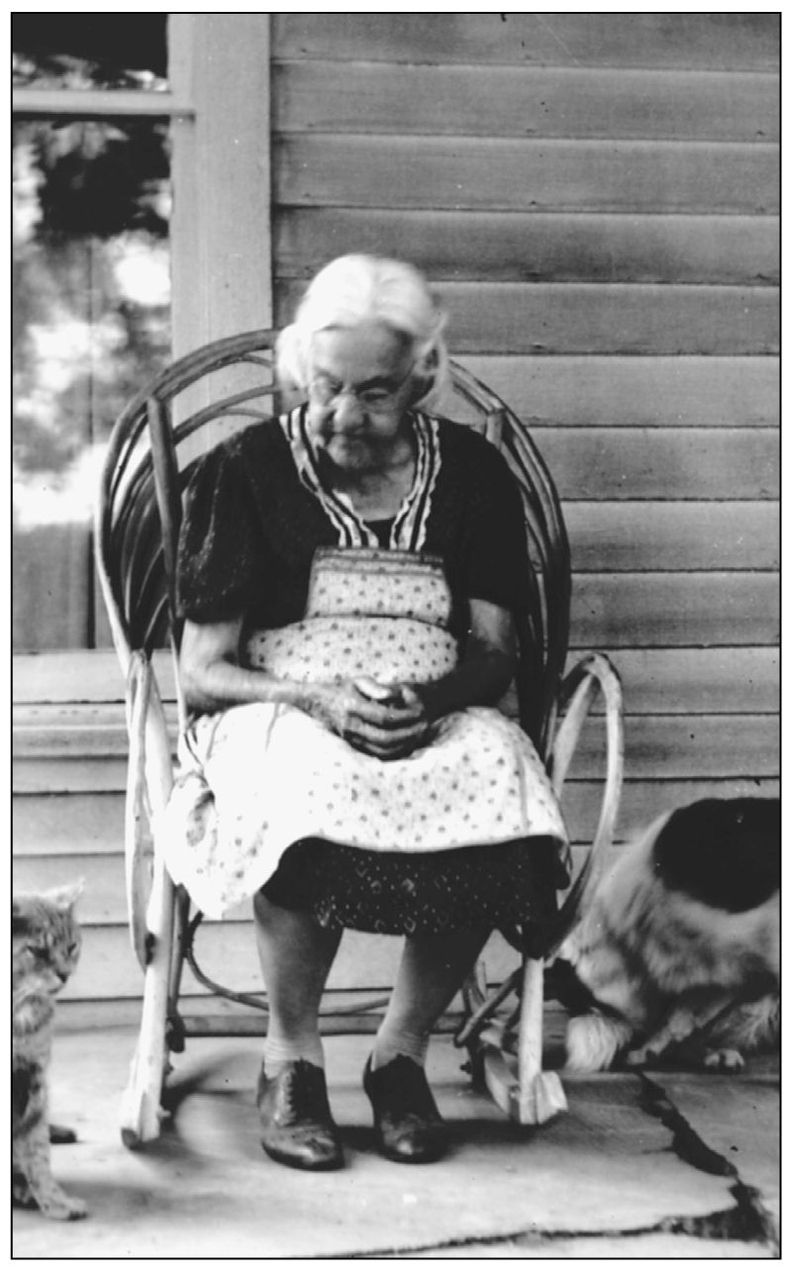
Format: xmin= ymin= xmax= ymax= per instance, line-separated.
xmin=305 ymin=323 xmax=417 ymax=475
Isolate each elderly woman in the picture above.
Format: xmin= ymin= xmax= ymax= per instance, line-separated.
xmin=164 ymin=255 xmax=568 ymax=1172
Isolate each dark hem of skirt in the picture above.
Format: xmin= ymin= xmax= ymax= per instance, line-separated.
xmin=261 ymin=836 xmax=568 ymax=953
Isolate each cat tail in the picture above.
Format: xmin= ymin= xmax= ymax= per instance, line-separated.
xmin=564 ymin=1011 xmax=632 ymax=1072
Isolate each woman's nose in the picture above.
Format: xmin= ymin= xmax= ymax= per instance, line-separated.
xmin=332 ymin=390 xmax=365 ymax=430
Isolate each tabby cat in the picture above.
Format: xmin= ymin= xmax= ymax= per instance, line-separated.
xmin=13 ymin=883 xmax=87 ymax=1220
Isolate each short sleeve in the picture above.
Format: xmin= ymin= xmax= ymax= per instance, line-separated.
xmin=461 ymin=443 xmax=530 ymax=613
xmin=176 ymin=443 xmax=260 ymax=622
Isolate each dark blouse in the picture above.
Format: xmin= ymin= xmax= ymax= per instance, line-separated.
xmin=176 ymin=413 xmax=530 ymax=648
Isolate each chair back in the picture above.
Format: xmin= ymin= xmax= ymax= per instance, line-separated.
xmin=95 ymin=330 xmax=570 ymax=754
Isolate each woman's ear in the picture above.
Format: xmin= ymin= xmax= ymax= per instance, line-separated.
xmin=409 ymin=347 xmax=439 ymax=406
xmin=409 ymin=375 xmax=434 ymax=406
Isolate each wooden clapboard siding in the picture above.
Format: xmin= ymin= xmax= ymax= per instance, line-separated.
xmin=12 ymin=643 xmax=781 ymax=725
xmin=15 ymin=778 xmax=780 ymax=864
xmin=466 ymin=356 xmax=778 ymax=427
xmin=12 ymin=712 xmax=779 ymax=802
xmin=13 ymin=524 xmax=92 ymax=651
xmin=13 ymin=694 xmax=782 ymax=798
xmin=277 ymin=279 xmax=777 ymax=356
xmin=275 ymin=136 xmax=778 ymax=217
xmin=12 ymin=642 xmax=780 ymax=740
xmin=273 ymin=62 xmax=779 ymax=143
xmin=572 ymin=574 xmax=778 ymax=648
xmin=530 ymin=429 xmax=779 ymax=501
xmin=16 ymin=775 xmax=785 ymax=932
xmin=30 ymin=924 xmax=531 ymax=1003
xmin=272 ymin=14 xmax=779 ymax=72
xmin=15 ymin=771 xmax=781 ymax=914
xmin=11 ymin=646 xmax=781 ymax=710
xmin=15 ymin=770 xmax=781 ymax=1007
xmin=14 ymin=703 xmax=778 ymax=787
xmin=564 ymin=502 xmax=778 ymax=571
xmin=13 ymin=716 xmax=779 ymax=820
xmin=275 ymin=210 xmax=779 ymax=286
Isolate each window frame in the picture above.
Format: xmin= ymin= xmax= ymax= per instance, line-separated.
xmin=12 ymin=14 xmax=273 ymax=651
xmin=12 ymin=13 xmax=274 ymax=357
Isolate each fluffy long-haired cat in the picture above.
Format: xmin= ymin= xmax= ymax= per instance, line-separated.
xmin=13 ymin=882 xmax=87 ymax=1220
xmin=553 ymin=798 xmax=779 ymax=1073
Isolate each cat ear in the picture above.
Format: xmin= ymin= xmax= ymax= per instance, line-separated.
xmin=47 ymin=880 xmax=85 ymax=910
xmin=12 ymin=898 xmax=32 ymax=936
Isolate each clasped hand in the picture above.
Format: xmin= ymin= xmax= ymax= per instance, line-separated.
xmin=310 ymin=676 xmax=435 ymax=760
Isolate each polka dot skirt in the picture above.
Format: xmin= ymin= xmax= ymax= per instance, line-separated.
xmin=263 ymin=836 xmax=568 ymax=949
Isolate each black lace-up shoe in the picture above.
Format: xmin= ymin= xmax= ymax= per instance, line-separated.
xmin=257 ymin=1060 xmax=344 ymax=1171
xmin=363 ymin=1055 xmax=448 ymax=1164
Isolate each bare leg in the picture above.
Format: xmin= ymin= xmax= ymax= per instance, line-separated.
xmin=373 ymin=929 xmax=489 ymax=1069
xmin=253 ymin=892 xmax=342 ymax=1076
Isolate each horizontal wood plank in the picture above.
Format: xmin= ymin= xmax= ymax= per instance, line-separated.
xmin=602 ymin=648 xmax=779 ymax=716
xmin=20 ymin=777 xmax=781 ymax=1002
xmin=12 ymin=695 xmax=780 ymax=771
xmin=277 ymin=280 xmax=777 ymax=357
xmin=274 ymin=209 xmax=779 ymax=286
xmin=12 ymin=87 xmax=194 ymax=118
xmin=19 ymin=849 xmax=582 ymax=931
xmin=531 ymin=428 xmax=779 ymax=501
xmin=14 ymin=853 xmax=125 ymax=923
xmin=12 ymin=644 xmax=779 ymax=713
xmin=50 ymin=992 xmax=473 ymax=1032
xmin=13 ymin=757 xmax=780 ymax=927
xmin=11 ymin=646 xmax=778 ymax=802
xmin=463 ymin=356 xmax=779 ymax=427
xmin=13 ymin=650 xmax=156 ymax=704
xmin=54 ymin=922 xmax=521 ymax=1002
xmin=564 ymin=502 xmax=778 ymax=571
xmin=13 ymin=717 xmax=779 ymax=859
xmin=14 ymin=757 xmax=131 ymax=792
xmin=571 ymin=572 xmax=779 ymax=648
xmin=12 ymin=531 xmax=780 ymax=696
xmin=273 ymin=62 xmax=779 ymax=143
xmin=272 ymin=14 xmax=780 ymax=72
xmin=16 ymin=775 xmax=781 ymax=930
xmin=576 ymin=714 xmax=780 ymax=781
xmin=15 ymin=778 xmax=778 ymax=861
xmin=274 ymin=136 xmax=778 ymax=216
xmin=13 ymin=523 xmax=91 ymax=651
xmin=14 ymin=701 xmax=178 ymax=755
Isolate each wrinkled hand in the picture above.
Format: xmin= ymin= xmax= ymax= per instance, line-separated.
xmin=307 ymin=677 xmax=435 ymax=759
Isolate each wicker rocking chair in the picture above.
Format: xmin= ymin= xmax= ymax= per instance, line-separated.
xmin=95 ymin=330 xmax=623 ymax=1148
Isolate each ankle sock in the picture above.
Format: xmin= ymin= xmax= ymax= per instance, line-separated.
xmin=263 ymin=1030 xmax=324 ymax=1078
xmin=371 ymin=1026 xmax=429 ymax=1072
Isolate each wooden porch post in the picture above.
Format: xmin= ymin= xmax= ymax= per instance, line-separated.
xmin=168 ymin=14 xmax=272 ymax=441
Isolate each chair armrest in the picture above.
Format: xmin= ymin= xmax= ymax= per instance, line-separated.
xmin=545 ymin=652 xmax=624 ymax=952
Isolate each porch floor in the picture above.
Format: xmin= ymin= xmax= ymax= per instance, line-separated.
xmin=13 ymin=1023 xmax=779 ymax=1260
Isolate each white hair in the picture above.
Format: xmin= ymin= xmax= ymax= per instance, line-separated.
xmin=275 ymin=255 xmax=450 ymax=411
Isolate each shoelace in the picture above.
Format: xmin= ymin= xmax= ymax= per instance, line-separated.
xmin=371 ymin=1059 xmax=440 ymax=1121
xmin=280 ymin=1062 xmax=329 ymax=1121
